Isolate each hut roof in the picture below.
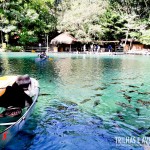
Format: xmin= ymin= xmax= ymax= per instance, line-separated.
xmin=51 ymin=32 xmax=77 ymax=45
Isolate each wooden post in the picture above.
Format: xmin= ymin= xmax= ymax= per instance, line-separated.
xmin=69 ymin=44 xmax=71 ymax=52
xmin=46 ymin=35 xmax=49 ymax=54
xmin=129 ymin=38 xmax=133 ymax=50
xmin=124 ymin=28 xmax=129 ymax=51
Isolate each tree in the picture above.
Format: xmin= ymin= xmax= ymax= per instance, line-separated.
xmin=109 ymin=0 xmax=150 ymax=19
xmin=109 ymin=0 xmax=150 ymax=45
xmin=0 ymin=0 xmax=57 ymax=45
xmin=140 ymin=28 xmax=150 ymax=45
xmin=99 ymin=10 xmax=126 ymax=40
xmin=57 ymin=0 xmax=108 ymax=42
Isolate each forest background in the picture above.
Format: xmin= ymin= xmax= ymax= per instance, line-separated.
xmin=0 ymin=0 xmax=150 ymax=49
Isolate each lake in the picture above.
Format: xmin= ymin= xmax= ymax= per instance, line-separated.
xmin=0 ymin=52 xmax=149 ymax=150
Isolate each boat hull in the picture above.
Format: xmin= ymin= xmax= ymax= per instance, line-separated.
xmin=0 ymin=76 xmax=39 ymax=148
xmin=35 ymin=56 xmax=49 ymax=62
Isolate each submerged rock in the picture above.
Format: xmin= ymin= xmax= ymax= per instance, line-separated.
xmin=57 ymin=105 xmax=68 ymax=111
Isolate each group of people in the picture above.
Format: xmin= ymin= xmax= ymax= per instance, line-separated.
xmin=0 ymin=75 xmax=32 ymax=117
xmin=83 ymin=44 xmax=113 ymax=52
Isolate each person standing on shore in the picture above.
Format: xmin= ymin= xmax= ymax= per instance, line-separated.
xmin=108 ymin=45 xmax=113 ymax=52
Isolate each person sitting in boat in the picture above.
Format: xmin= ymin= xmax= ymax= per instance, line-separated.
xmin=0 ymin=75 xmax=32 ymax=117
xmin=38 ymin=51 xmax=47 ymax=59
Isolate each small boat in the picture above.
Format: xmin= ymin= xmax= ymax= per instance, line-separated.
xmin=35 ymin=57 xmax=48 ymax=62
xmin=0 ymin=75 xmax=39 ymax=148
xmin=35 ymin=56 xmax=49 ymax=63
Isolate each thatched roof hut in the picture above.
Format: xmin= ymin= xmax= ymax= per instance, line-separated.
xmin=51 ymin=32 xmax=77 ymax=45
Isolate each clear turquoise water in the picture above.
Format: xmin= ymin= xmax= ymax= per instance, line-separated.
xmin=0 ymin=52 xmax=150 ymax=150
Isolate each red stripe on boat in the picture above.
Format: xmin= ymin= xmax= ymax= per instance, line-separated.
xmin=2 ymin=132 xmax=8 ymax=140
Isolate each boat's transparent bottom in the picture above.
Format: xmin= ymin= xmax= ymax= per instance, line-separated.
xmin=0 ymin=107 xmax=27 ymax=133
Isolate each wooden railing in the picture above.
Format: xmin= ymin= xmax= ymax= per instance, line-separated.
xmin=25 ymin=46 xmax=48 ymax=52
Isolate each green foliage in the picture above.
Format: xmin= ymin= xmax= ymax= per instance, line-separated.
xmin=140 ymin=30 xmax=150 ymax=45
xmin=57 ymin=0 xmax=108 ymax=41
xmin=110 ymin=0 xmax=150 ymax=19
xmin=0 ymin=0 xmax=150 ymax=47
xmin=6 ymin=45 xmax=24 ymax=52
xmin=100 ymin=10 xmax=126 ymax=40
xmin=0 ymin=0 xmax=56 ymax=45
xmin=18 ymin=28 xmax=38 ymax=45
xmin=109 ymin=0 xmax=150 ymax=45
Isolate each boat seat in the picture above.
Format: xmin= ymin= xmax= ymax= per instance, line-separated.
xmin=0 ymin=88 xmax=6 ymax=97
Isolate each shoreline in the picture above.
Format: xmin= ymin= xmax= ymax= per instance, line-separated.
xmin=1 ymin=48 xmax=150 ymax=56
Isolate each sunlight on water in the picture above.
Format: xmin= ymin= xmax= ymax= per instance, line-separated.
xmin=0 ymin=52 xmax=150 ymax=150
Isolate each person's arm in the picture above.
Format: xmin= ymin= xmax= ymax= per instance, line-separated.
xmin=23 ymin=92 xmax=33 ymax=106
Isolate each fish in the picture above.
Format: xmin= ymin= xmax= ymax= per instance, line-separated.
xmin=93 ymin=100 xmax=100 ymax=107
xmin=137 ymin=99 xmax=150 ymax=107
xmin=123 ymin=93 xmax=132 ymax=103
xmin=95 ymin=94 xmax=103 ymax=97
xmin=128 ymin=90 xmax=137 ymax=93
xmin=110 ymin=82 xmax=121 ymax=84
xmin=39 ymin=93 xmax=51 ymax=96
xmin=118 ymin=90 xmax=126 ymax=93
xmin=115 ymin=102 xmax=133 ymax=108
xmin=65 ymin=101 xmax=78 ymax=106
xmin=128 ymin=85 xmax=139 ymax=88
xmin=112 ymin=78 xmax=123 ymax=81
xmin=116 ymin=110 xmax=125 ymax=121
xmin=112 ymin=77 xmax=137 ymax=80
xmin=138 ymin=92 xmax=150 ymax=95
xmin=135 ymin=108 xmax=140 ymax=116
xmin=80 ymin=99 xmax=91 ymax=104
xmin=93 ymin=87 xmax=106 ymax=91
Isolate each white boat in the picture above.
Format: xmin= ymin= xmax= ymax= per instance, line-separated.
xmin=0 ymin=75 xmax=39 ymax=148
